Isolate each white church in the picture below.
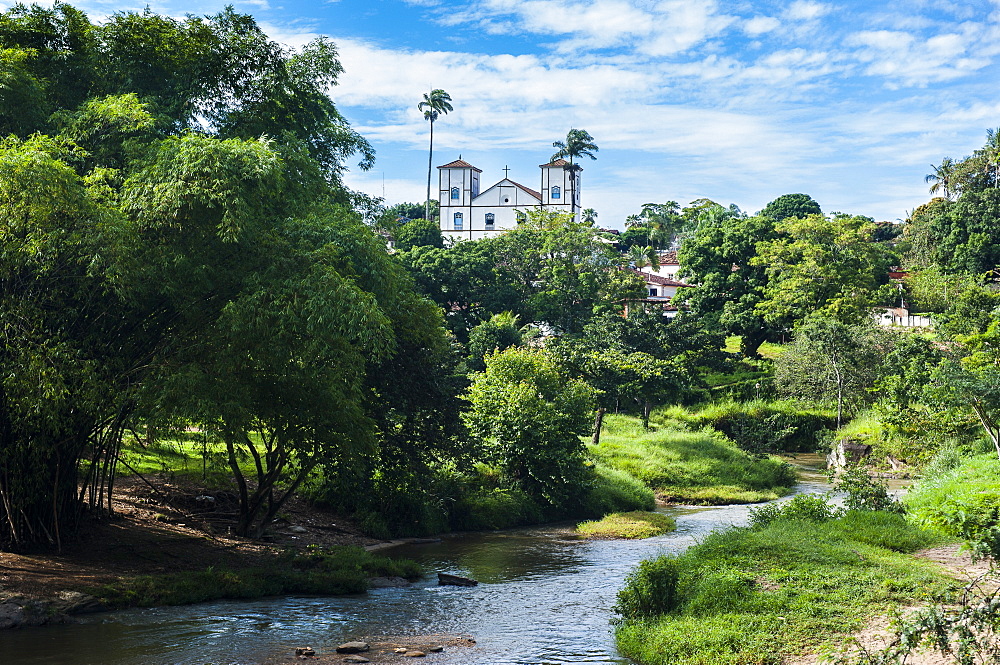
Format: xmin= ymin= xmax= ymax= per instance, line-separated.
xmin=437 ymin=157 xmax=581 ymax=242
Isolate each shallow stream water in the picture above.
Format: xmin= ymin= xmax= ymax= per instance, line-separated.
xmin=2 ymin=455 xmax=833 ymax=665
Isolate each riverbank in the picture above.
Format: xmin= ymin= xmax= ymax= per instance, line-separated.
xmin=0 ymin=475 xmax=404 ymax=626
xmin=613 ymin=509 xmax=958 ymax=665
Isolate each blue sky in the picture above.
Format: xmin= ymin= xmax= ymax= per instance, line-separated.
xmin=12 ymin=0 xmax=1000 ymax=227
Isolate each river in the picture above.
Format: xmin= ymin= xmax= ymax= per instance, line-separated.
xmin=1 ymin=455 xmax=832 ymax=664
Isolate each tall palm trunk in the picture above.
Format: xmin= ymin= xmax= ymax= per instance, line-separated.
xmin=425 ymin=119 xmax=434 ymax=222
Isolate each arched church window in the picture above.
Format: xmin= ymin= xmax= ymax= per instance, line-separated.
xmin=485 ymin=213 xmax=495 ymax=229
xmin=453 ymin=212 xmax=463 ymax=230
xmin=551 ymin=186 xmax=561 ymax=199
xmin=451 ymin=187 xmax=460 ymax=200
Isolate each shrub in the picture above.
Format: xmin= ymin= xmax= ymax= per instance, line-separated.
xmin=690 ymin=400 xmax=836 ymax=455
xmin=748 ymin=493 xmax=840 ymax=528
xmin=832 ymin=468 xmax=904 ymax=513
xmin=613 ymin=554 xmax=682 ymax=621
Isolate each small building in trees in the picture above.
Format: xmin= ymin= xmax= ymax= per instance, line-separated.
xmin=623 ymin=268 xmax=693 ymax=319
xmin=438 ymin=157 xmax=581 ymax=241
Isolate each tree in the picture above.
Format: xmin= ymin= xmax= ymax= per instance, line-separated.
xmin=627 ymin=245 xmax=660 ymax=270
xmin=400 ymin=239 xmax=526 ymax=341
xmin=463 ymin=347 xmax=595 ymax=508
xmin=928 ymin=319 xmax=1000 ymax=460
xmin=926 ymin=157 xmax=959 ymax=200
xmin=551 ymin=128 xmax=598 ymax=167
xmin=676 ymin=212 xmax=779 ymax=357
xmin=495 ymin=209 xmax=642 ymax=334
xmin=753 ymin=213 xmax=895 ymax=327
xmin=775 ymin=319 xmax=891 ymax=427
xmin=393 ymin=218 xmax=444 ymax=251
xmin=0 ymin=4 xmax=437 ymax=548
xmin=418 ymin=89 xmax=453 ymax=222
xmin=582 ymin=207 xmax=598 ymax=224
xmin=467 ymin=312 xmax=524 ymax=372
xmin=551 ymin=128 xmax=597 ymax=216
xmin=759 ymin=193 xmax=822 ymax=222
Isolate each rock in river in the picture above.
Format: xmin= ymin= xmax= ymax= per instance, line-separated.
xmin=336 ymin=642 xmax=370 ymax=654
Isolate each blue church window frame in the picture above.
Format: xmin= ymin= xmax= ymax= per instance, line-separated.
xmin=453 ymin=212 xmax=463 ymax=229
xmin=485 ymin=213 xmax=495 ymax=229
xmin=451 ymin=187 xmax=460 ymax=200
xmin=551 ymin=185 xmax=561 ymax=199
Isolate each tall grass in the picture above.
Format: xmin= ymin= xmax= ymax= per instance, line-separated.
xmin=590 ymin=415 xmax=795 ymax=504
xmin=905 ymin=453 xmax=1000 ymax=548
xmin=615 ymin=512 xmax=951 ymax=665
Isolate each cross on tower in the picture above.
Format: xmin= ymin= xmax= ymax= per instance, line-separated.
xmin=502 ymin=165 xmax=511 ymax=178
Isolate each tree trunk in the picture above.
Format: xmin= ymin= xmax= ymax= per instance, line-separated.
xmin=642 ymin=400 xmax=652 ymax=430
xmin=741 ymin=330 xmax=768 ymax=359
xmin=425 ymin=119 xmax=434 ymax=223
xmin=592 ymin=407 xmax=606 ymax=446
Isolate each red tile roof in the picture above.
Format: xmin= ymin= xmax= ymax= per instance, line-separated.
xmin=539 ymin=158 xmax=571 ymax=168
xmin=438 ymin=159 xmax=482 ymax=172
xmin=628 ymin=268 xmax=692 ymax=288
xmin=657 ymin=250 xmax=679 ymax=265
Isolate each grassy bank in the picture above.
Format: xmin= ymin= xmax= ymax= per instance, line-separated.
xmin=590 ymin=415 xmax=795 ymax=504
xmin=905 ymin=452 xmax=1000 ymax=550
xmin=614 ymin=511 xmax=951 ymax=665
xmin=576 ymin=511 xmax=676 ymax=539
xmin=91 ymin=546 xmax=421 ymax=609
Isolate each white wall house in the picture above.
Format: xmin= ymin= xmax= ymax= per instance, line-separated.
xmin=439 ymin=157 xmax=581 ymax=242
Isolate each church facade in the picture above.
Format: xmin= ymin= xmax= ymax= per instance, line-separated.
xmin=437 ymin=157 xmax=581 ymax=241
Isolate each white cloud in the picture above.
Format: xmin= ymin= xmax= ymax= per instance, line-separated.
xmin=743 ymin=15 xmax=780 ymax=36
xmin=785 ymin=1 xmax=831 ymax=21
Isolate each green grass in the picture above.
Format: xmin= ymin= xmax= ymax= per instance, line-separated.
xmin=90 ymin=546 xmax=422 ymax=609
xmin=590 ymin=415 xmax=795 ymax=504
xmin=577 ymin=511 xmax=676 ymax=539
xmin=723 ymin=335 xmax=786 ymax=359
xmin=905 ymin=453 xmax=1000 ymax=543
xmin=615 ymin=511 xmax=953 ymax=665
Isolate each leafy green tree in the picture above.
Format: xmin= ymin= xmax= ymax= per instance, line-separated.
xmin=0 ymin=4 xmax=435 ymax=547
xmin=759 ymin=193 xmax=822 ymax=222
xmin=418 ymin=89 xmax=453 ymax=222
xmin=753 ymin=213 xmax=895 ymax=327
xmin=400 ymin=239 xmax=526 ymax=340
xmin=775 ymin=318 xmax=891 ymax=427
xmin=394 ymin=218 xmax=444 ymax=251
xmin=467 ymin=312 xmax=524 ymax=372
xmin=903 ymin=266 xmax=978 ymax=313
xmin=928 ymin=320 xmax=1000 ymax=460
xmin=565 ymin=310 xmax=726 ymax=427
xmin=463 ymin=347 xmax=595 ymax=507
xmin=496 ymin=209 xmax=641 ymax=333
xmin=677 ymin=213 xmax=779 ymax=357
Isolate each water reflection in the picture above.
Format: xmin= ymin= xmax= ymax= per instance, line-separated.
xmin=2 ymin=456 xmax=831 ymax=665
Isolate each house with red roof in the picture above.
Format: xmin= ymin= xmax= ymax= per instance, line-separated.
xmin=623 ymin=268 xmax=693 ymax=318
xmin=437 ymin=157 xmax=581 ymax=241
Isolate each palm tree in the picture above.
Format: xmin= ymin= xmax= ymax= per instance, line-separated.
xmin=418 ymin=89 xmax=453 ymax=222
xmin=627 ymin=245 xmax=659 ymax=271
xmin=551 ymin=129 xmax=598 ymax=215
xmin=925 ymin=157 xmax=957 ymax=200
xmin=582 ymin=208 xmax=598 ymax=225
